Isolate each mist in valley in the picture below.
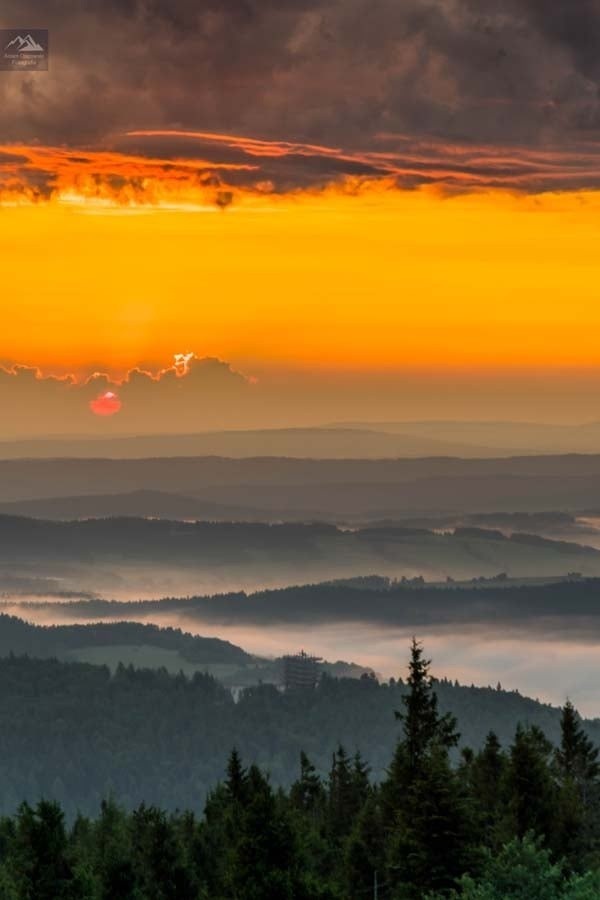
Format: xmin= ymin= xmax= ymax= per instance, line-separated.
xmin=3 ymin=450 xmax=600 ymax=716
xmin=6 ymin=569 xmax=600 ymax=715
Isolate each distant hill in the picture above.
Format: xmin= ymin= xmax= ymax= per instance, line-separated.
xmin=0 ymin=614 xmax=373 ymax=688
xmin=0 ymin=517 xmax=598 ymax=596
xmin=332 ymin=419 xmax=600 ymax=454
xmin=4 ymin=455 xmax=600 ymax=519
xmin=1 ymin=496 xmax=597 ymax=547
xmin=37 ymin=575 xmax=600 ymax=638
xmin=0 ymin=615 xmax=251 ymax=665
xmin=0 ymin=489 xmax=262 ymax=522
xmin=0 ymin=427 xmax=514 ymax=460
xmin=4 ymin=419 xmax=600 ymax=459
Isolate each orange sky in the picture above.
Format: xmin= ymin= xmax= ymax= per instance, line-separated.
xmin=3 ymin=169 xmax=600 ymax=382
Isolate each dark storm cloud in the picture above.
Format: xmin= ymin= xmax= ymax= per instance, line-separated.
xmin=2 ymin=0 xmax=600 ymax=190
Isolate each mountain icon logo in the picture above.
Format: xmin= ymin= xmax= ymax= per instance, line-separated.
xmin=0 ymin=28 xmax=48 ymax=69
xmin=4 ymin=33 xmax=45 ymax=52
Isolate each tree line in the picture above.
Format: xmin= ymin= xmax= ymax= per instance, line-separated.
xmin=2 ymin=640 xmax=600 ymax=898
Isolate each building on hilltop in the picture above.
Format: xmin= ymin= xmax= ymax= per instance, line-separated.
xmin=282 ymin=650 xmax=322 ymax=691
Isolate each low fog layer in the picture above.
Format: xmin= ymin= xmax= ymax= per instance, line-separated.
xmin=7 ymin=577 xmax=600 ymax=714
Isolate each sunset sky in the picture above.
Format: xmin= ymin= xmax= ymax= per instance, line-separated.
xmin=2 ymin=0 xmax=600 ymax=432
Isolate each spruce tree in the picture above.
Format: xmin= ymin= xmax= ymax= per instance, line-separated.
xmin=468 ymin=731 xmax=509 ymax=852
xmin=327 ymin=745 xmax=355 ymax=842
xmin=556 ymin=701 xmax=599 ymax=787
xmin=344 ymin=793 xmax=386 ymax=900
xmin=290 ymin=752 xmax=325 ymax=817
xmin=555 ymin=701 xmax=600 ymax=869
xmin=10 ymin=801 xmax=76 ymax=900
xmin=232 ymin=765 xmax=298 ymax=900
xmin=198 ymin=749 xmax=250 ymax=896
xmin=92 ymin=799 xmax=136 ymax=900
xmin=130 ymin=805 xmax=196 ymax=900
xmin=225 ymin=748 xmax=248 ymax=804
xmin=508 ymin=725 xmax=557 ymax=844
xmin=395 ymin=639 xmax=459 ymax=772
xmin=290 ymin=753 xmax=333 ymax=896
xmin=384 ymin=640 xmax=467 ymax=898
xmin=351 ymin=751 xmax=371 ymax=809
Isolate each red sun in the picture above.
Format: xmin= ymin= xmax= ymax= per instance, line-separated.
xmin=89 ymin=391 xmax=122 ymax=417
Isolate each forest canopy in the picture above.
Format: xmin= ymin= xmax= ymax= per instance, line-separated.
xmin=0 ymin=641 xmax=599 ymax=898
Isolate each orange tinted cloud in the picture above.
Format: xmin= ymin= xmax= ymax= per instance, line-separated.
xmin=110 ymin=131 xmax=600 ymax=193
xmin=128 ymin=130 xmax=347 ymax=159
xmin=4 ymin=130 xmax=600 ymax=209
xmin=0 ymin=355 xmax=254 ymax=436
xmin=0 ymin=143 xmax=258 ymax=207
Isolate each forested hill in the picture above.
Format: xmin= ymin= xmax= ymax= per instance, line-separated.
xmin=0 ymin=615 xmax=250 ymax=665
xmin=0 ymin=654 xmax=594 ymax=819
xmin=1 ymin=516 xmax=597 ymax=567
xmin=0 ymin=517 xmax=599 ymax=592
xmin=0 ymin=615 xmax=372 ymax=685
xmin=44 ymin=576 xmax=600 ymax=635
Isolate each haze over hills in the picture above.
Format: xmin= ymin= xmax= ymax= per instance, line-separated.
xmin=0 ymin=427 xmax=506 ymax=459
xmin=0 ymin=490 xmax=261 ymax=522
xmin=3 ymin=419 xmax=600 ymax=459
xmin=5 ymin=455 xmax=600 ymax=519
xmin=332 ymin=419 xmax=600 ymax=454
